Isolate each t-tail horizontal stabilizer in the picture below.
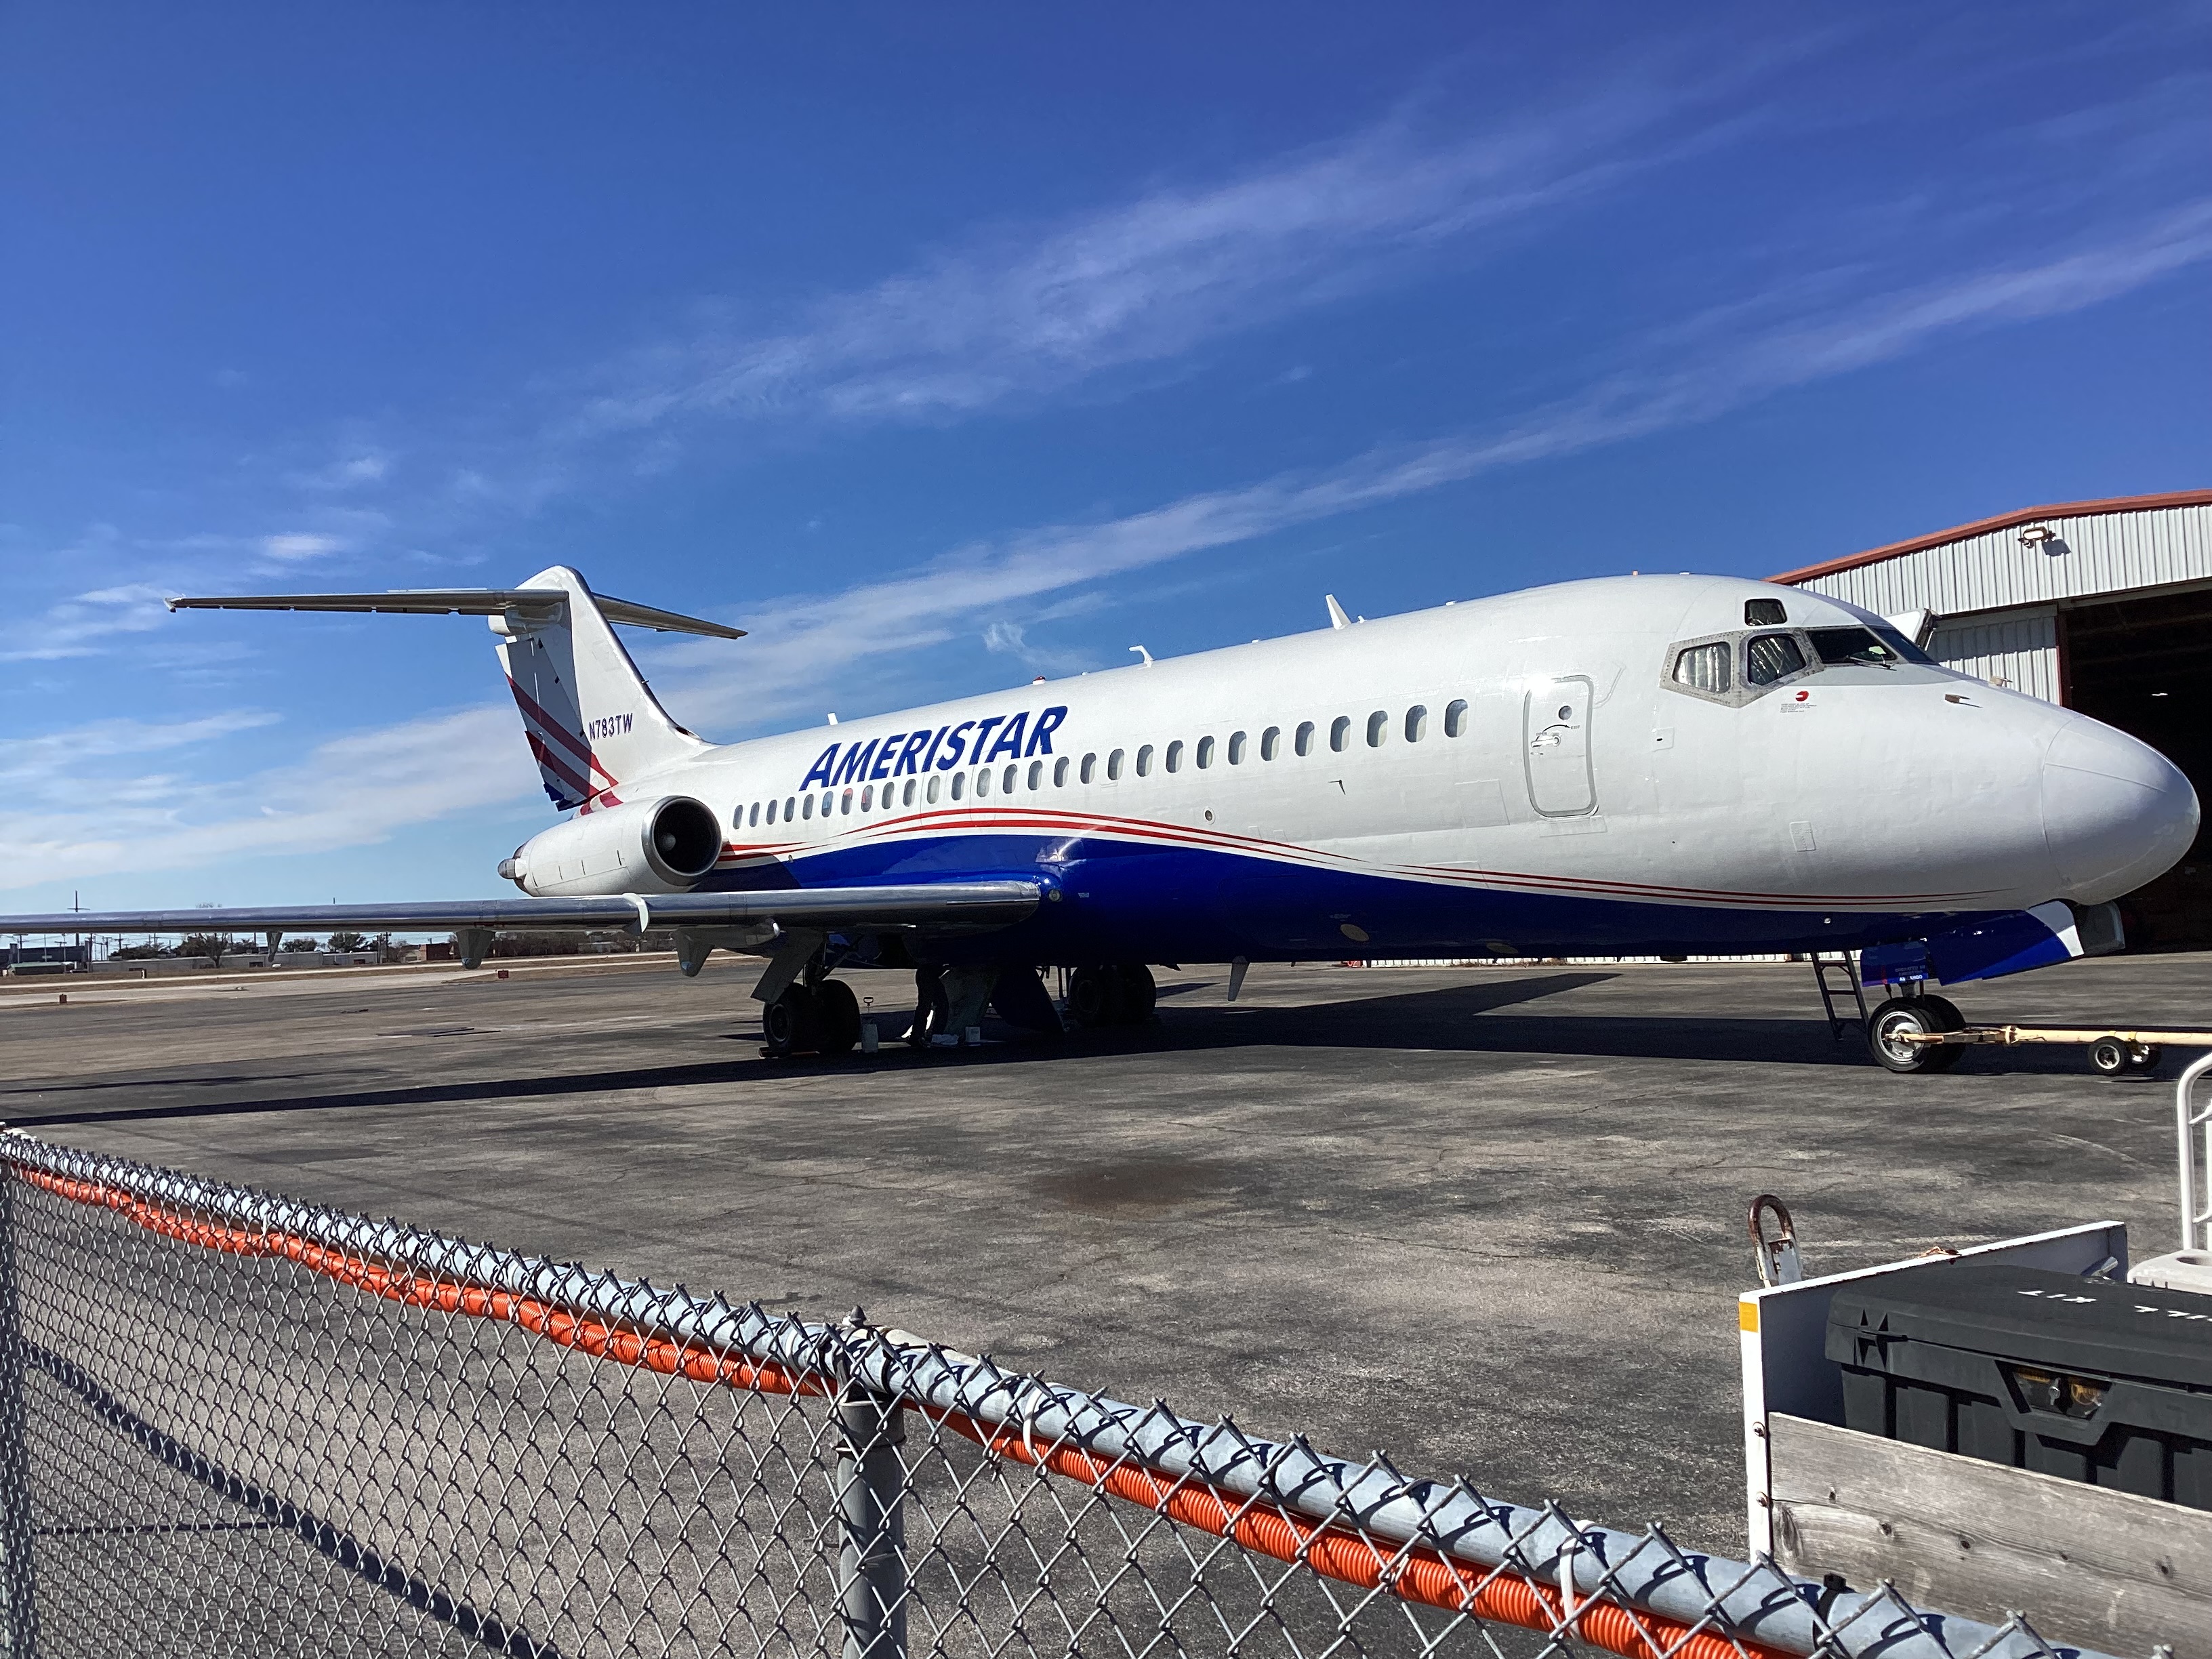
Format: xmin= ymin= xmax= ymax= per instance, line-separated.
xmin=165 ymin=588 xmax=745 ymax=638
xmin=167 ymin=567 xmax=743 ymax=813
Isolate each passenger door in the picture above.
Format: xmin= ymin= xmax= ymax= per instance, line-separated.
xmin=1523 ymin=677 xmax=1595 ymax=816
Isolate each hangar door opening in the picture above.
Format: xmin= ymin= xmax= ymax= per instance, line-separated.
xmin=2062 ymin=586 xmax=2212 ymax=951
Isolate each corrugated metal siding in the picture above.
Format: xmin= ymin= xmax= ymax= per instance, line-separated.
xmin=1925 ymin=606 xmax=2060 ymax=703
xmin=1792 ymin=501 xmax=2212 ymax=617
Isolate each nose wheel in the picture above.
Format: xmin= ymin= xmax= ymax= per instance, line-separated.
xmin=1866 ymin=994 xmax=1965 ymax=1073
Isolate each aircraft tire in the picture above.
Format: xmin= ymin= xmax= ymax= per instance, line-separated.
xmin=2089 ymin=1036 xmax=2131 ymax=1078
xmin=1866 ymin=998 xmax=1952 ymax=1073
xmin=1116 ymin=963 xmax=1158 ymax=1024
xmin=1916 ymin=994 xmax=1966 ymax=1071
xmin=816 ymin=979 xmax=861 ymax=1056
xmin=762 ymin=985 xmax=819 ymax=1059
xmin=2131 ymin=1044 xmax=2164 ymax=1075
xmin=1067 ymin=965 xmax=1126 ymax=1029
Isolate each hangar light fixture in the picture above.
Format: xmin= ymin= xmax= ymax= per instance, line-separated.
xmin=2018 ymin=524 xmax=2070 ymax=556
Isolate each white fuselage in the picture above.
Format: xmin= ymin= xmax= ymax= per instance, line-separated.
xmin=516 ymin=574 xmax=2197 ymax=962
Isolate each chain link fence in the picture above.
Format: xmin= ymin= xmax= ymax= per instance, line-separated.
xmin=0 ymin=1130 xmax=2108 ymax=1659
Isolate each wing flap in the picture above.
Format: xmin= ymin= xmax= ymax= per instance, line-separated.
xmin=0 ymin=882 xmax=1041 ymax=940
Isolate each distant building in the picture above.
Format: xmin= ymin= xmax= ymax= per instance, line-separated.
xmin=3 ymin=942 xmax=90 ymax=973
xmin=1774 ymin=488 xmax=2212 ymax=947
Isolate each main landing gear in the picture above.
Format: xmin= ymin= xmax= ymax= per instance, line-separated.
xmin=1065 ymin=963 xmax=1157 ymax=1029
xmin=764 ymin=960 xmax=1161 ymax=1060
xmin=761 ymin=978 xmax=863 ymax=1060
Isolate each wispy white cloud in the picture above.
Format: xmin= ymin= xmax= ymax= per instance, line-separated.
xmin=0 ymin=581 xmax=174 ymax=663
xmin=652 ymin=199 xmax=2212 ymax=729
xmin=0 ymin=705 xmax=536 ymax=892
xmin=562 ymin=81 xmax=1738 ymax=438
xmin=290 ymin=452 xmax=392 ymax=492
xmin=260 ymin=531 xmax=346 ymax=561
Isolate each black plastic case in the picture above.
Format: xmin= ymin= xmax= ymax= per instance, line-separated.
xmin=1826 ymin=1262 xmax=2212 ymax=1509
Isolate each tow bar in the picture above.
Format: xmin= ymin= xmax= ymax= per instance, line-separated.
xmin=1901 ymin=1023 xmax=2212 ymax=1076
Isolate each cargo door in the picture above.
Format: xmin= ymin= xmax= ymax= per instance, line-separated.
xmin=1524 ymin=678 xmax=1595 ymax=816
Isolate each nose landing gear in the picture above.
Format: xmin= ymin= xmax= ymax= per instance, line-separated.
xmin=1867 ymin=993 xmax=1967 ymax=1073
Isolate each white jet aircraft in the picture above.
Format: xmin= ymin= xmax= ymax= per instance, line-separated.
xmin=4 ymin=567 xmax=2195 ymax=1071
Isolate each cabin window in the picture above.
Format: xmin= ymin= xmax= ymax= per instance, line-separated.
xmin=1745 ymin=632 xmax=1807 ymax=687
xmin=1405 ymin=705 xmax=1427 ymax=743
xmin=1008 ymin=762 xmax=1023 ymax=793
xmin=1107 ymin=748 xmax=1124 ymax=780
xmin=1054 ymin=756 xmax=1069 ymax=786
xmin=1330 ymin=716 xmax=1351 ymax=753
xmin=746 ymin=802 xmax=759 ymax=827
xmin=841 ymin=789 xmax=854 ymax=815
xmin=1081 ymin=753 xmax=1097 ymax=783
xmin=860 ymin=785 xmax=873 ymax=811
xmin=765 ymin=800 xmax=777 ymax=825
xmin=1165 ymin=741 xmax=1184 ymax=773
xmin=951 ymin=772 xmax=965 ymax=800
xmin=802 ymin=795 xmax=815 ymax=820
xmin=903 ymin=779 xmax=917 ymax=806
xmin=1136 ymin=744 xmax=1154 ymax=777
xmin=1366 ymin=710 xmax=1387 ymax=747
xmin=1744 ymin=598 xmax=1786 ymax=626
xmin=1673 ymin=642 xmax=1730 ymax=694
xmin=1196 ymin=736 xmax=1214 ymax=769
xmin=926 ymin=775 xmax=941 ymax=804
xmin=1444 ymin=700 xmax=1468 ymax=738
xmin=821 ymin=791 xmax=834 ymax=817
xmin=1294 ymin=721 xmax=1315 ymax=756
xmin=1258 ymin=726 xmax=1278 ymax=760
xmin=976 ymin=767 xmax=992 ymax=797
xmin=1227 ymin=731 xmax=1247 ymax=764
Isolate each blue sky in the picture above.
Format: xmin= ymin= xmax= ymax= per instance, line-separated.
xmin=3 ymin=2 xmax=2207 ymax=910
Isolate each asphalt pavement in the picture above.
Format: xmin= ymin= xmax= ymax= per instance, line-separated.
xmin=3 ymin=949 xmax=2200 ymax=1554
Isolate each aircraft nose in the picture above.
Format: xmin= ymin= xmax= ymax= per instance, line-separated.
xmin=2040 ymin=718 xmax=2199 ymax=901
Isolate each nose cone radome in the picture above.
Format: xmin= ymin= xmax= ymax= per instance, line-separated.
xmin=2040 ymin=718 xmax=2200 ymax=901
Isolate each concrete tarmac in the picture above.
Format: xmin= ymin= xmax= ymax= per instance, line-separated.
xmin=3 ymin=951 xmax=2202 ymax=1555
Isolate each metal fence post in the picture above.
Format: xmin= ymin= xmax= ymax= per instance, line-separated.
xmin=0 ymin=1166 xmax=40 ymax=1659
xmin=833 ymin=1310 xmax=905 ymax=1659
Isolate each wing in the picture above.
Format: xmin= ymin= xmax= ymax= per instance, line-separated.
xmin=0 ymin=882 xmax=1042 ymax=942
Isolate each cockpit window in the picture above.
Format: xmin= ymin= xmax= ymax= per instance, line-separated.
xmin=1671 ymin=641 xmax=1730 ymax=694
xmin=1745 ymin=632 xmax=1807 ymax=686
xmin=1806 ymin=626 xmax=1929 ymax=668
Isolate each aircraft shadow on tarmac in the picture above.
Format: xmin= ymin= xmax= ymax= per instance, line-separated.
xmin=6 ymin=971 xmax=2137 ymax=1133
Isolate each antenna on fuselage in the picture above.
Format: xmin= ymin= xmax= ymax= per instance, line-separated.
xmin=1129 ymin=645 xmax=1153 ymax=667
xmin=1324 ymin=594 xmax=1350 ymax=630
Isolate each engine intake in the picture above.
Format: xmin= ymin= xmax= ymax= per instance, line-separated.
xmin=501 ymin=794 xmax=725 ymax=896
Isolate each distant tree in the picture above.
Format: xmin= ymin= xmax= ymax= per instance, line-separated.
xmin=176 ymin=933 xmax=244 ymax=966
xmin=280 ymin=937 xmax=321 ymax=954
xmin=108 ymin=943 xmax=169 ymax=960
xmin=326 ymin=930 xmax=369 ymax=953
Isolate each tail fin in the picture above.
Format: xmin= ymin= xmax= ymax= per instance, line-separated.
xmin=497 ymin=567 xmax=714 ymax=811
xmin=165 ymin=571 xmax=741 ymax=815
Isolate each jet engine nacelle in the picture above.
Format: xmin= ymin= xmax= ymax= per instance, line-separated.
xmin=498 ymin=795 xmax=724 ymax=897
